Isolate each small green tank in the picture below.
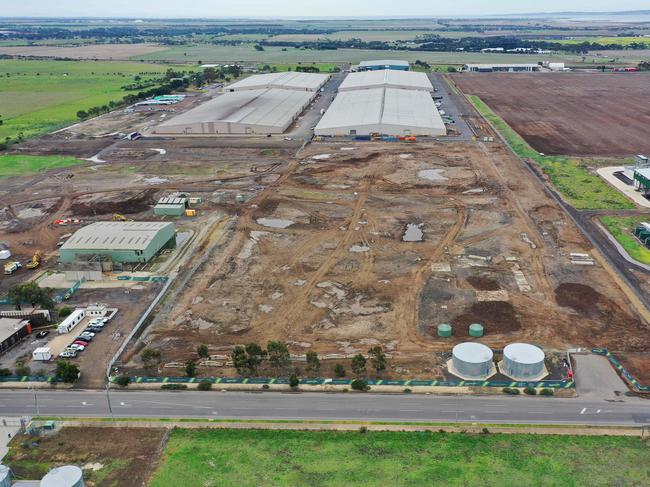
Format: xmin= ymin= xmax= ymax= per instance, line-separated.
xmin=469 ymin=323 xmax=484 ymax=337
xmin=437 ymin=323 xmax=452 ymax=338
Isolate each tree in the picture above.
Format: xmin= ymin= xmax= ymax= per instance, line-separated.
xmin=267 ymin=341 xmax=290 ymax=370
xmin=8 ymin=282 xmax=54 ymax=310
xmin=56 ymin=360 xmax=80 ymax=383
xmin=197 ymin=344 xmax=209 ymax=359
xmin=114 ymin=375 xmax=131 ymax=387
xmin=198 ymin=379 xmax=212 ymax=391
xmin=185 ymin=359 xmax=197 ymax=377
xmin=58 ymin=306 xmax=72 ymax=318
xmin=306 ymin=351 xmax=320 ymax=373
xmin=141 ymin=348 xmax=162 ymax=370
xmin=289 ymin=373 xmax=299 ymax=389
xmin=351 ymin=379 xmax=369 ymax=391
xmin=334 ymin=363 xmax=346 ymax=377
xmin=231 ymin=343 xmax=266 ymax=376
xmin=76 ymin=110 xmax=88 ymax=120
xmin=254 ymin=44 xmax=265 ymax=51
xmin=351 ymin=354 xmax=367 ymax=375
xmin=368 ymin=346 xmax=387 ymax=373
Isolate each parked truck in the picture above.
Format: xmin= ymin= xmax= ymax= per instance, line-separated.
xmin=4 ymin=261 xmax=21 ymax=274
xmin=26 ymin=251 xmax=43 ymax=270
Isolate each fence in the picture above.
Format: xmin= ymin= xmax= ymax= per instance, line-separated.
xmin=114 ymin=375 xmax=574 ymax=389
xmin=0 ymin=375 xmax=58 ymax=383
xmin=592 ymin=347 xmax=650 ymax=393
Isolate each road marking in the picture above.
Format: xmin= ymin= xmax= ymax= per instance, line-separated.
xmin=580 ymin=408 xmax=587 ymax=415
xmin=597 ymin=409 xmax=601 ymax=414
xmin=441 ymin=410 xmax=464 ymax=413
xmin=212 ymin=411 xmax=218 ymax=415
xmin=528 ymin=411 xmax=553 ymax=415
xmin=119 ymin=402 xmax=128 ymax=406
xmin=398 ymin=409 xmax=424 ymax=412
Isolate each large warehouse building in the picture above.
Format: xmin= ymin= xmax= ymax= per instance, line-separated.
xmin=153 ymin=72 xmax=329 ymax=135
xmin=464 ymin=63 xmax=540 ymax=72
xmin=60 ymin=221 xmax=176 ymax=264
xmin=358 ymin=60 xmax=409 ymax=71
xmin=315 ymin=70 xmax=445 ymax=137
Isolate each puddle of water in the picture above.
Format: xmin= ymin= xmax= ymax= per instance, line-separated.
xmin=402 ymin=223 xmax=424 ymax=242
xmin=312 ymin=154 xmax=332 ymax=160
xmin=418 ymin=169 xmax=448 ymax=181
xmin=257 ymin=218 xmax=294 ymax=229
xmin=349 ymin=244 xmax=370 ymax=253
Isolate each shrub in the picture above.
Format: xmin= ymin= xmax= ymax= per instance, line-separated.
xmin=334 ymin=363 xmax=346 ymax=377
xmin=0 ymin=368 xmax=11 ymax=376
xmin=289 ymin=373 xmax=299 ymax=389
xmin=359 ymin=426 xmax=368 ymax=434
xmin=524 ymin=387 xmax=537 ymax=395
xmin=403 ymin=388 xmax=412 ymax=393
xmin=14 ymin=362 xmax=30 ymax=377
xmin=539 ymin=388 xmax=554 ymax=396
xmin=351 ymin=354 xmax=367 ymax=375
xmin=161 ymin=383 xmax=187 ymax=390
xmin=262 ymin=384 xmax=270 ymax=390
xmin=114 ymin=375 xmax=131 ymax=387
xmin=502 ymin=387 xmax=520 ymax=395
xmin=58 ymin=306 xmax=72 ymax=318
xmin=185 ymin=360 xmax=197 ymax=377
xmin=482 ymin=427 xmax=490 ymax=434
xmin=198 ymin=379 xmax=212 ymax=391
xmin=197 ymin=344 xmax=209 ymax=359
xmin=141 ymin=348 xmax=162 ymax=369
xmin=351 ymin=379 xmax=369 ymax=391
xmin=55 ymin=360 xmax=79 ymax=383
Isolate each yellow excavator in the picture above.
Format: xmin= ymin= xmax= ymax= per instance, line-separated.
xmin=26 ymin=251 xmax=43 ymax=270
xmin=112 ymin=213 xmax=132 ymax=222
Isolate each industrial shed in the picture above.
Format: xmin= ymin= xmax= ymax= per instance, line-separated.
xmin=225 ymin=71 xmax=329 ymax=92
xmin=358 ymin=60 xmax=409 ymax=71
xmin=153 ymin=88 xmax=315 ymax=135
xmin=314 ymin=87 xmax=446 ymax=137
xmin=59 ymin=221 xmax=176 ymax=264
xmin=154 ymin=194 xmax=188 ymax=216
xmin=338 ymin=70 xmax=433 ymax=92
xmin=464 ymin=63 xmax=540 ymax=72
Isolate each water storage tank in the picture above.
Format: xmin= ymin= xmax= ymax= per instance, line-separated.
xmin=437 ymin=324 xmax=452 ymax=337
xmin=41 ymin=466 xmax=85 ymax=487
xmin=468 ymin=323 xmax=484 ymax=337
xmin=0 ymin=465 xmax=11 ymax=487
xmin=503 ymin=343 xmax=545 ymax=379
xmin=452 ymin=342 xmax=493 ymax=379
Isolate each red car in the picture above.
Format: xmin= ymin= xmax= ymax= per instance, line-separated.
xmin=73 ymin=340 xmax=89 ymax=347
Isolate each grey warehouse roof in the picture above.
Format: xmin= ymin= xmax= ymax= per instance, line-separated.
xmin=315 ymin=87 xmax=446 ymax=136
xmin=155 ymin=88 xmax=314 ymax=132
xmin=226 ymin=72 xmax=329 ymax=91
xmin=61 ymin=222 xmax=174 ymax=251
xmin=339 ymin=70 xmax=433 ymax=92
xmin=464 ymin=63 xmax=539 ymax=69
xmin=0 ymin=317 xmax=26 ymax=343
xmin=359 ymin=59 xmax=409 ymax=67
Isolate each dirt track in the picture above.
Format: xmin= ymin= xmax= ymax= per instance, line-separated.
xmin=451 ymin=72 xmax=650 ymax=157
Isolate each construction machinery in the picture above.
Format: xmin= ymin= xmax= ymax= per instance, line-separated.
xmin=112 ymin=213 xmax=132 ymax=222
xmin=4 ymin=261 xmax=21 ymax=275
xmin=26 ymin=251 xmax=43 ymax=269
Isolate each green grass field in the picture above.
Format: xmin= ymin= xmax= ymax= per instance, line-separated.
xmin=269 ymin=30 xmax=436 ymax=42
xmin=0 ymin=154 xmax=83 ymax=179
xmin=148 ymin=429 xmax=650 ymax=487
xmin=257 ymin=63 xmax=339 ymax=72
xmin=467 ymin=95 xmax=634 ymax=210
xmin=600 ymin=216 xmax=650 ymax=265
xmin=553 ymin=36 xmax=650 ymax=46
xmin=0 ymin=59 xmax=193 ymax=142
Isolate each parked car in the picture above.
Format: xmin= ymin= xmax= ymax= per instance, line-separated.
xmin=75 ymin=336 xmax=91 ymax=343
xmin=36 ymin=330 xmax=50 ymax=339
xmin=59 ymin=350 xmax=77 ymax=358
xmin=74 ymin=339 xmax=90 ymax=347
xmin=89 ymin=318 xmax=103 ymax=326
xmin=68 ymin=344 xmax=85 ymax=351
xmin=80 ymin=331 xmax=95 ymax=338
xmin=85 ymin=326 xmax=101 ymax=333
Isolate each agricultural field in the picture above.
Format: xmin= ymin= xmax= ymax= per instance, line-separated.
xmin=134 ymin=44 xmax=584 ymax=65
xmin=269 ymin=30 xmax=437 ymax=42
xmin=0 ymin=154 xmax=82 ymax=179
xmin=453 ymin=73 xmax=650 ymax=157
xmin=0 ymin=43 xmax=166 ymax=59
xmin=554 ymin=36 xmax=650 ymax=46
xmin=0 ymin=59 xmax=194 ymax=142
xmin=149 ymin=429 xmax=650 ymax=487
xmin=463 ymin=94 xmax=634 ymax=210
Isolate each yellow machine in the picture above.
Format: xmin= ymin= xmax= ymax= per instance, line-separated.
xmin=185 ymin=209 xmax=197 ymax=217
xmin=112 ymin=213 xmax=132 ymax=222
xmin=26 ymin=251 xmax=43 ymax=269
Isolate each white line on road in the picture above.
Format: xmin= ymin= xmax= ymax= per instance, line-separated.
xmin=580 ymin=408 xmax=587 ymax=415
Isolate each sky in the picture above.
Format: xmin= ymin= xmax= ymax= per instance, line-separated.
xmin=1 ymin=0 xmax=648 ymax=18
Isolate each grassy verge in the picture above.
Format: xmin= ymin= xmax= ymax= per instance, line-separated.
xmin=257 ymin=62 xmax=339 ymax=72
xmin=467 ymin=94 xmax=635 ymax=210
xmin=0 ymin=154 xmax=83 ymax=179
xmin=600 ymin=216 xmax=650 ymax=265
xmin=149 ymin=429 xmax=650 ymax=486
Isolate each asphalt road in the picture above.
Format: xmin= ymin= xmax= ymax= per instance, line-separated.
xmin=2 ymin=390 xmax=650 ymax=426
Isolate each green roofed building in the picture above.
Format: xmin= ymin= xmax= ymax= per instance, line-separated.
xmin=59 ymin=221 xmax=176 ymax=264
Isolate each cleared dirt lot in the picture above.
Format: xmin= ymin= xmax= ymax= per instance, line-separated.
xmin=122 ymin=140 xmax=650 ymax=379
xmin=451 ymin=72 xmax=650 ymax=157
xmin=0 ymin=43 xmax=166 ymax=59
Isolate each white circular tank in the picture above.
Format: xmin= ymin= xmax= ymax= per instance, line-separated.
xmin=0 ymin=465 xmax=11 ymax=487
xmin=503 ymin=343 xmax=545 ymax=379
xmin=452 ymin=342 xmax=494 ymax=378
xmin=40 ymin=466 xmax=85 ymax=487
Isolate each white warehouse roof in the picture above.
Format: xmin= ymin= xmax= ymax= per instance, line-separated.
xmin=359 ymin=59 xmax=409 ymax=68
xmin=61 ymin=222 xmax=174 ymax=251
xmin=226 ymin=71 xmax=329 ymax=92
xmin=315 ymin=87 xmax=446 ymax=137
xmin=154 ymin=88 xmax=315 ymax=135
xmin=339 ymin=70 xmax=433 ymax=92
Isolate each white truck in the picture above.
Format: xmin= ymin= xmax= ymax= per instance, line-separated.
xmin=4 ymin=261 xmax=21 ymax=275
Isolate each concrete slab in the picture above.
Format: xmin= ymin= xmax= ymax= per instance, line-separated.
xmin=573 ymin=354 xmax=635 ymax=401
xmin=597 ymin=166 xmax=650 ymax=208
xmin=0 ymin=417 xmax=21 ymax=460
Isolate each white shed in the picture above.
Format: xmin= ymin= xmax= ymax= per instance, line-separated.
xmin=57 ymin=309 xmax=85 ymax=334
xmin=32 ymin=347 xmax=52 ymax=361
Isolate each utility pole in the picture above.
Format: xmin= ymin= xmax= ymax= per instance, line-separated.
xmin=106 ymin=381 xmax=114 ymax=421
xmin=32 ymin=386 xmax=40 ymax=416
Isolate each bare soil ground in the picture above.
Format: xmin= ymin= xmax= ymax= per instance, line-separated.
xmin=4 ymin=426 xmax=166 ymax=487
xmin=0 ymin=43 xmax=166 ymax=59
xmin=119 ymin=140 xmax=650 ymax=380
xmin=617 ymin=352 xmax=650 ymax=384
xmin=451 ymin=72 xmax=650 ymax=156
